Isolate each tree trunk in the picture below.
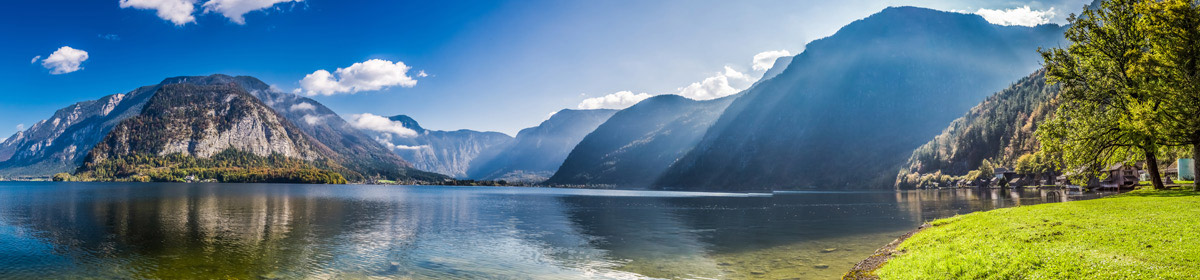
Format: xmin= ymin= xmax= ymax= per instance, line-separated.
xmin=1145 ymin=148 xmax=1166 ymax=190
xmin=1193 ymin=142 xmax=1199 ymax=191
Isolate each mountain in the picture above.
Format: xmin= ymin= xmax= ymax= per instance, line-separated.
xmin=363 ymin=115 xmax=514 ymax=178
xmin=545 ymin=95 xmax=735 ymax=187
xmin=654 ymin=7 xmax=1067 ymax=191
xmin=896 ymin=70 xmax=1058 ymax=188
xmin=0 ymin=83 xmax=159 ymax=177
xmin=76 ymin=83 xmax=350 ymax=183
xmin=756 ymin=55 xmax=793 ymax=85
xmin=0 ymin=74 xmax=444 ymax=182
xmin=466 ymin=109 xmax=617 ymax=182
xmin=159 ymin=75 xmax=442 ymax=182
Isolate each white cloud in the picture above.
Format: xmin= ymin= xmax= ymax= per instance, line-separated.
xmin=16 ymin=124 xmax=25 ymax=131
xmin=393 ymin=144 xmax=427 ymax=150
xmin=120 ymin=0 xmax=198 ymax=26
xmin=752 ymin=50 xmax=792 ymax=71
xmin=301 ymin=114 xmax=325 ymax=125
xmin=347 ymin=113 xmax=418 ymax=138
xmin=37 ymin=46 xmax=89 ymax=75
xmin=577 ymin=91 xmax=653 ymax=110
xmin=290 ymin=102 xmax=316 ymax=111
xmin=676 ymin=66 xmax=754 ymax=100
xmin=201 ymin=0 xmax=300 ymax=24
xmin=30 ymin=56 xmax=41 ymax=64
xmin=298 ymin=59 xmax=419 ymax=96
xmin=574 ymin=49 xmax=793 ymax=109
xmin=974 ymin=6 xmax=1055 ymax=27
xmin=417 ymin=70 xmax=429 ymax=77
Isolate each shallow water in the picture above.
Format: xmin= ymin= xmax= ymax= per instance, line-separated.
xmin=0 ymin=182 xmax=1115 ymax=279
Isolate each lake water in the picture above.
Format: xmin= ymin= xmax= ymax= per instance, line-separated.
xmin=0 ymin=182 xmax=1116 ymax=279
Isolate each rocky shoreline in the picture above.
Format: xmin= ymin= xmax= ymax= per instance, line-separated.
xmin=842 ymin=223 xmax=930 ymax=280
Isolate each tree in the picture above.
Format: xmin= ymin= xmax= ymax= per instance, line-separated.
xmin=1141 ymin=0 xmax=1200 ymax=190
xmin=1039 ymin=0 xmax=1168 ymax=189
xmin=52 ymin=173 xmax=71 ymax=182
xmin=979 ymin=159 xmax=996 ymax=180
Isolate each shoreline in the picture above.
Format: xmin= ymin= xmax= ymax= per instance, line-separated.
xmin=842 ymin=223 xmax=930 ymax=280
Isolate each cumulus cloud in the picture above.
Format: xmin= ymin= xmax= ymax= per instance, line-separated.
xmin=302 ymin=114 xmax=325 ymax=125
xmin=36 ymin=46 xmax=89 ymax=75
xmin=676 ymin=66 xmax=754 ymax=100
xmin=392 ymin=144 xmax=427 ymax=150
xmin=201 ymin=0 xmax=300 ymax=24
xmin=752 ymin=50 xmax=792 ymax=71
xmin=298 ymin=59 xmax=419 ymax=96
xmin=30 ymin=56 xmax=40 ymax=64
xmin=574 ymin=49 xmax=793 ymax=109
xmin=289 ymin=102 xmax=316 ymax=111
xmin=577 ymin=91 xmax=653 ymax=110
xmin=120 ymin=0 xmax=198 ymax=26
xmin=347 ymin=113 xmax=418 ymax=138
xmin=974 ymin=6 xmax=1055 ymax=27
xmin=417 ymin=70 xmax=429 ymax=77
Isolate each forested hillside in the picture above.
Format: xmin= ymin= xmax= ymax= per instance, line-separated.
xmin=895 ymin=70 xmax=1059 ymax=188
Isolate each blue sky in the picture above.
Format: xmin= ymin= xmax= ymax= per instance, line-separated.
xmin=1 ymin=0 xmax=1089 ymax=137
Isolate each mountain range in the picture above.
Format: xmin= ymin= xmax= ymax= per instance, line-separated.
xmin=365 ymin=115 xmax=514 ymax=178
xmin=545 ymin=95 xmax=735 ymax=187
xmin=2 ymin=7 xmax=1076 ymax=190
xmin=652 ymin=7 xmax=1067 ymax=191
xmin=466 ymin=109 xmax=617 ymax=183
xmin=0 ymin=75 xmax=444 ymax=183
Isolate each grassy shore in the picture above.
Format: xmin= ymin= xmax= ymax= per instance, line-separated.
xmin=861 ymin=188 xmax=1200 ymax=279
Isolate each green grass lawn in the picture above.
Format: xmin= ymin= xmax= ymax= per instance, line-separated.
xmin=872 ymin=189 xmax=1200 ymax=279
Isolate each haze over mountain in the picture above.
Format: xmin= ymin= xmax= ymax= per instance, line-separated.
xmin=546 ymin=95 xmax=735 ymax=187
xmin=361 ymin=115 xmax=514 ymax=178
xmin=654 ymin=7 xmax=1068 ymax=191
xmin=467 ymin=109 xmax=617 ymax=183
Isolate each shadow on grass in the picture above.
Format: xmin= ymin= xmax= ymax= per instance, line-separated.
xmin=1116 ymin=188 xmax=1200 ymax=198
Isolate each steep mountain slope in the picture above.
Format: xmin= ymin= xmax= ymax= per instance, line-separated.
xmin=545 ymin=95 xmax=735 ymax=187
xmin=655 ymin=7 xmax=1067 ymax=191
xmin=86 ymin=83 xmax=327 ymax=162
xmin=1 ymin=74 xmax=444 ymax=182
xmin=159 ymin=75 xmax=442 ymax=182
xmin=466 ymin=109 xmax=617 ymax=182
xmin=896 ymin=70 xmax=1058 ymax=188
xmin=363 ymin=115 xmax=514 ymax=178
xmin=0 ymin=84 xmax=158 ymax=177
xmin=77 ymin=83 xmax=348 ymax=183
xmin=756 ymin=55 xmax=793 ymax=86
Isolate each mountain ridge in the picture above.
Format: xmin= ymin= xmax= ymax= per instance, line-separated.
xmin=653 ymin=6 xmax=1068 ymax=191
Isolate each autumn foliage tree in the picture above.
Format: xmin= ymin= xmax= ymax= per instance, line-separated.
xmin=1039 ymin=0 xmax=1168 ymax=189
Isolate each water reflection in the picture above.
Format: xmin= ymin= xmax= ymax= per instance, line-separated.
xmin=0 ymin=183 xmax=1114 ymax=279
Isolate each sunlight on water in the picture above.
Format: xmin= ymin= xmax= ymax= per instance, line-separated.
xmin=0 ymin=182 xmax=1115 ymax=279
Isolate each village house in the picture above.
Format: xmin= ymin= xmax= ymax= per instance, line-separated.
xmin=1101 ymin=162 xmax=1142 ymax=188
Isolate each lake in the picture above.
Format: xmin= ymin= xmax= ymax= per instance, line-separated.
xmin=0 ymin=182 xmax=1116 ymax=279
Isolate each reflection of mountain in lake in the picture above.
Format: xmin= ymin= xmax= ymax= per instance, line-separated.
xmin=0 ymin=183 xmax=1109 ymax=279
